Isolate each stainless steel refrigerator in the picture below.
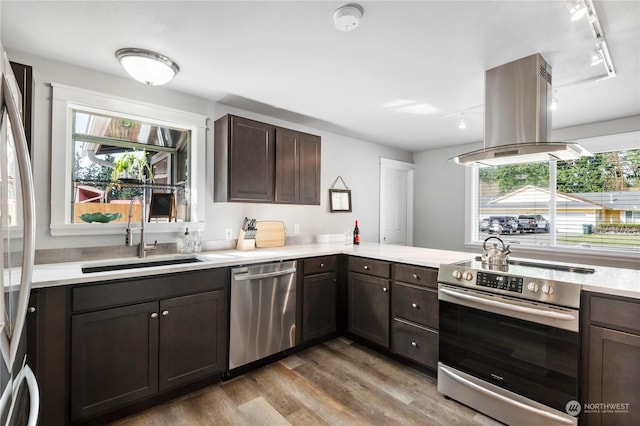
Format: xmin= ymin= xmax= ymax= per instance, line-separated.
xmin=0 ymin=44 xmax=39 ymax=424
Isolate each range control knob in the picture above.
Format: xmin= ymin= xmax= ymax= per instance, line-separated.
xmin=463 ymin=272 xmax=474 ymax=281
xmin=527 ymin=282 xmax=539 ymax=293
xmin=542 ymin=284 xmax=555 ymax=295
xmin=452 ymin=270 xmax=463 ymax=280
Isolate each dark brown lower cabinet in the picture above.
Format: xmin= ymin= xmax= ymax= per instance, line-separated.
xmin=302 ymin=272 xmax=337 ymax=342
xmin=390 ymin=264 xmax=440 ymax=369
xmin=71 ymin=289 xmax=226 ymax=421
xmin=582 ymin=292 xmax=640 ymax=426
xmin=159 ymin=291 xmax=226 ymax=391
xmin=71 ymin=302 xmax=159 ymax=421
xmin=348 ymin=271 xmax=390 ymax=348
xmin=391 ymin=318 xmax=438 ymax=368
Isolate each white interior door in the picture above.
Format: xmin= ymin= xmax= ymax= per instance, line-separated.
xmin=379 ymin=158 xmax=414 ymax=245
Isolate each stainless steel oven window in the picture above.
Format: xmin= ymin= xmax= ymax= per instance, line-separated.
xmin=439 ymin=300 xmax=579 ymax=412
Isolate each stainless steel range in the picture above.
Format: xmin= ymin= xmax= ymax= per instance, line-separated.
xmin=437 ymin=258 xmax=593 ymax=426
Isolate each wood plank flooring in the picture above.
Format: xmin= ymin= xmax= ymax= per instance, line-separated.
xmin=110 ymin=338 xmax=501 ymax=426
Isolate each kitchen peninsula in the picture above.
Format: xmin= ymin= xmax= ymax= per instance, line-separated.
xmin=28 ymin=242 xmax=640 ymax=425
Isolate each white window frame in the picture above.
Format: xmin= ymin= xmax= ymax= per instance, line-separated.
xmin=50 ymin=83 xmax=207 ymax=236
xmin=464 ymin=131 xmax=640 ymax=263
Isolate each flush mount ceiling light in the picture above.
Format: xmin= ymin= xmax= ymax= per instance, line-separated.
xmin=333 ymin=4 xmax=363 ymax=32
xmin=115 ymin=48 xmax=180 ymax=85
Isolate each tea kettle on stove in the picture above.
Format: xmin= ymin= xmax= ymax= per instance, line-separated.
xmin=481 ymin=236 xmax=511 ymax=268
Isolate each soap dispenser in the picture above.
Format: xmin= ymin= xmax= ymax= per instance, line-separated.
xmin=182 ymin=228 xmax=193 ymax=254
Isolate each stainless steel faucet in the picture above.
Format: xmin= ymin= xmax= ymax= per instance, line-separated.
xmin=126 ymin=196 xmax=157 ymax=257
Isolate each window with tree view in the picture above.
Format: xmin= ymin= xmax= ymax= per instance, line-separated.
xmin=72 ymin=110 xmax=191 ymax=224
xmin=475 ymin=148 xmax=640 ymax=253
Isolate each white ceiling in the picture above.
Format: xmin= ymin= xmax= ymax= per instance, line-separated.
xmin=2 ymin=1 xmax=639 ymax=152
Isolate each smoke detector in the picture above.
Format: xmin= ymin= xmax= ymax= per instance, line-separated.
xmin=333 ymin=4 xmax=363 ymax=32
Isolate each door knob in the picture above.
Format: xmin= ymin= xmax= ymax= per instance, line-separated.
xmin=162 ymin=310 xmax=169 ymax=316
xmin=151 ymin=312 xmax=158 ymax=318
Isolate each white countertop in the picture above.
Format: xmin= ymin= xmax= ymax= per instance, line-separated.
xmin=31 ymin=242 xmax=640 ymax=299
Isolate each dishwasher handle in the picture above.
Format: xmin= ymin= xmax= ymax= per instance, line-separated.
xmin=233 ymin=267 xmax=297 ymax=282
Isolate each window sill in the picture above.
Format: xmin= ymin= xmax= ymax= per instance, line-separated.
xmin=50 ymin=222 xmax=202 ymax=237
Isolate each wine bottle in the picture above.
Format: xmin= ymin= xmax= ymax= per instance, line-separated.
xmin=353 ymin=220 xmax=360 ymax=245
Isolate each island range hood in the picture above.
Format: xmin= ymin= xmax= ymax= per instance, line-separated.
xmin=452 ymin=53 xmax=590 ymax=167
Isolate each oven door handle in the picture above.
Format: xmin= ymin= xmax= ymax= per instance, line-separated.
xmin=439 ymin=288 xmax=577 ymax=321
xmin=440 ymin=365 xmax=575 ymax=425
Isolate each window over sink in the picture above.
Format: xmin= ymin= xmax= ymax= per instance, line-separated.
xmin=50 ymin=84 xmax=206 ymax=236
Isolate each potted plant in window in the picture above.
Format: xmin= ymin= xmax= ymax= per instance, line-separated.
xmin=111 ymin=150 xmax=154 ymax=183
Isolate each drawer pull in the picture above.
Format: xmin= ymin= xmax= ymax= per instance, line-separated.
xmin=364 ymin=265 xmax=369 ymax=270
xmin=412 ymin=303 xmax=418 ymax=309
xmin=383 ymin=287 xmax=388 ymax=292
xmin=320 ymin=263 xmax=325 ymax=267
xmin=151 ymin=312 xmax=158 ymax=318
xmin=162 ymin=310 xmax=169 ymax=316
xmin=411 ymin=341 xmax=418 ymax=347
xmin=28 ymin=306 xmax=36 ymax=313
xmin=412 ymin=273 xmax=419 ymax=280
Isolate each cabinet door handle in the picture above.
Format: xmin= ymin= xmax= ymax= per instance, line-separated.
xmin=28 ymin=306 xmax=36 ymax=313
xmin=151 ymin=312 xmax=158 ymax=318
xmin=412 ymin=273 xmax=419 ymax=280
xmin=412 ymin=303 xmax=418 ymax=308
xmin=411 ymin=341 xmax=418 ymax=347
xmin=162 ymin=310 xmax=169 ymax=316
xmin=383 ymin=287 xmax=388 ymax=292
xmin=363 ymin=265 xmax=369 ymax=270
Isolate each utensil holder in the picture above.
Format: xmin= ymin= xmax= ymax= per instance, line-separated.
xmin=236 ymin=229 xmax=255 ymax=251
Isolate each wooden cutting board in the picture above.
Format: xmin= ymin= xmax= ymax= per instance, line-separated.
xmin=255 ymin=221 xmax=286 ymax=247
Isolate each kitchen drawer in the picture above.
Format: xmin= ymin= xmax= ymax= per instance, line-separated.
xmin=392 ymin=282 xmax=438 ymax=329
xmin=349 ymin=257 xmax=390 ymax=279
xmin=72 ymin=268 xmax=227 ymax=312
xmin=394 ymin=264 xmax=437 ymax=289
xmin=588 ymin=293 xmax=640 ymax=333
xmin=304 ymin=256 xmax=337 ymax=275
xmin=391 ymin=318 xmax=438 ymax=369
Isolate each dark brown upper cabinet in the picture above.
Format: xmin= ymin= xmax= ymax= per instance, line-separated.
xmin=275 ymin=128 xmax=321 ymax=204
xmin=214 ymin=115 xmax=276 ymax=202
xmin=214 ymin=114 xmax=321 ymax=204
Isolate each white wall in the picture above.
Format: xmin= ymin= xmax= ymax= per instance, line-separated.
xmin=413 ymin=141 xmax=481 ymax=252
xmin=8 ymin=50 xmax=412 ymax=250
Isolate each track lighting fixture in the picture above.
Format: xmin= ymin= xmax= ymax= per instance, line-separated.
xmin=590 ymin=47 xmax=604 ymax=66
xmin=566 ymin=0 xmax=587 ymax=21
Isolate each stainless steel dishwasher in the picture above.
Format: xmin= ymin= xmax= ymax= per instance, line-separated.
xmin=229 ymin=260 xmax=297 ymax=370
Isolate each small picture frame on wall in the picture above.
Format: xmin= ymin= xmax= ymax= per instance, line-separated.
xmin=329 ymin=189 xmax=352 ymax=212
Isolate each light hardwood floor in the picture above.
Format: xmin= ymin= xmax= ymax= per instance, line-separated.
xmin=111 ymin=338 xmax=501 ymax=426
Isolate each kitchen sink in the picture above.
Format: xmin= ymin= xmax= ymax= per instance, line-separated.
xmin=81 ymin=256 xmax=203 ymax=273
